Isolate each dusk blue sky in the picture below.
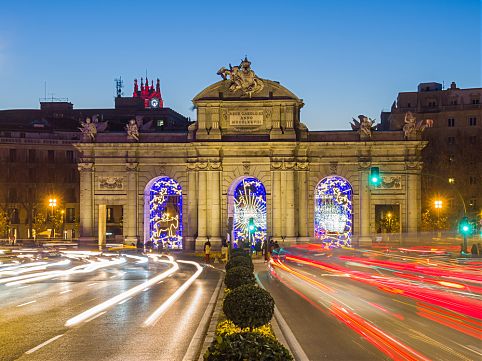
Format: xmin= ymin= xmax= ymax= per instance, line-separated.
xmin=0 ymin=0 xmax=480 ymax=130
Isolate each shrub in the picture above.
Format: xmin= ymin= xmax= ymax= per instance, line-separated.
xmin=225 ymin=256 xmax=253 ymax=272
xmin=204 ymin=332 xmax=293 ymax=361
xmin=223 ymin=284 xmax=274 ymax=329
xmin=224 ymin=266 xmax=256 ymax=290
xmin=215 ymin=319 xmax=275 ymax=340
xmin=229 ymin=248 xmax=251 ymax=259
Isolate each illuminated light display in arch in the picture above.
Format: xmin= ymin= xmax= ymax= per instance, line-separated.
xmin=233 ymin=177 xmax=267 ymax=247
xmin=314 ymin=176 xmax=353 ymax=248
xmin=148 ymin=177 xmax=183 ymax=249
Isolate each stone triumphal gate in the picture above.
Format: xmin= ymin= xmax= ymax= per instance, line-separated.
xmin=76 ymin=59 xmax=425 ymax=250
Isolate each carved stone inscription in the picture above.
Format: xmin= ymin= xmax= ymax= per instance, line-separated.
xmin=229 ymin=109 xmax=263 ymax=126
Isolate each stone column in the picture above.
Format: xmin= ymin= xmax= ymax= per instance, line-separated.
xmin=271 ymin=169 xmax=282 ymax=240
xmin=186 ymin=167 xmax=198 ymax=250
xmin=297 ymin=166 xmax=309 ymax=241
xmin=209 ymin=168 xmax=222 ymax=248
xmin=285 ymin=168 xmax=296 ymax=244
xmin=196 ymin=169 xmax=207 ymax=250
xmin=407 ymin=171 xmax=419 ymax=235
xmin=358 ymin=167 xmax=372 ymax=247
xmin=124 ymin=163 xmax=138 ymax=246
xmin=98 ymin=204 xmax=106 ymax=249
xmin=78 ymin=163 xmax=95 ymax=241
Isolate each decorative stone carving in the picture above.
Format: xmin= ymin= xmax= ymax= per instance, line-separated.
xmin=329 ymin=161 xmax=338 ymax=174
xmin=296 ymin=161 xmax=309 ymax=170
xmin=216 ymin=57 xmax=264 ymax=97
xmin=79 ymin=115 xmax=108 ymax=142
xmin=350 ymin=115 xmax=377 ymax=140
xmin=99 ymin=176 xmax=124 ymax=190
xmin=270 ymin=158 xmax=303 ymax=170
xmin=375 ymin=175 xmax=402 ymax=189
xmin=186 ymin=159 xmax=222 ymax=170
xmin=126 ymin=119 xmax=140 ymax=141
xmin=77 ymin=162 xmax=94 ymax=172
xmin=402 ymin=112 xmax=433 ymax=140
xmin=242 ymin=161 xmax=250 ymax=174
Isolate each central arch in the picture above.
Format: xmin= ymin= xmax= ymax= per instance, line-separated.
xmin=228 ymin=177 xmax=267 ymax=248
xmin=314 ymin=176 xmax=353 ymax=248
xmin=144 ymin=176 xmax=183 ymax=249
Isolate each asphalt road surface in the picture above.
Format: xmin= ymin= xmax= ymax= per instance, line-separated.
xmin=0 ymin=250 xmax=221 ymax=361
xmin=259 ymin=246 xmax=482 ymax=361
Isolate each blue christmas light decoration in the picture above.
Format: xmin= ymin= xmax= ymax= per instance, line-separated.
xmin=314 ymin=176 xmax=353 ymax=248
xmin=149 ymin=177 xmax=183 ymax=249
xmin=233 ymin=178 xmax=267 ymax=248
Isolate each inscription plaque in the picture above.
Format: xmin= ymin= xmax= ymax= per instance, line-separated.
xmin=229 ymin=110 xmax=264 ymax=126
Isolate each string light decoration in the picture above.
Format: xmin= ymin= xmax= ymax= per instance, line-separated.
xmin=314 ymin=176 xmax=353 ymax=247
xmin=233 ymin=178 xmax=267 ymax=247
xmin=149 ymin=177 xmax=183 ymax=249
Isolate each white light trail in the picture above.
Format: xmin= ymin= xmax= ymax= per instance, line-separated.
xmin=0 ymin=260 xmax=70 ymax=277
xmin=143 ymin=260 xmax=203 ymax=327
xmin=65 ymin=257 xmax=179 ymax=327
xmin=17 ymin=300 xmax=37 ymax=307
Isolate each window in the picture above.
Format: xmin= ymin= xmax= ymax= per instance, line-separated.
xmin=10 ymin=208 xmax=19 ymax=224
xmin=472 ymin=99 xmax=480 ymax=105
xmin=48 ymin=150 xmax=55 ymax=162
xmin=469 ymin=198 xmax=477 ymax=209
xmin=469 ymin=117 xmax=477 ymax=126
xmin=28 ymin=168 xmax=36 ymax=181
xmin=107 ymin=207 xmax=114 ymax=223
xmin=448 ymin=177 xmax=455 ymax=184
xmin=428 ymin=101 xmax=436 ymax=107
xmin=157 ymin=119 xmax=165 ymax=127
xmin=66 ymin=150 xmax=74 ymax=163
xmin=469 ymin=136 xmax=476 ymax=144
xmin=8 ymin=188 xmax=17 ymax=202
xmin=28 ymin=149 xmax=36 ymax=162
xmin=469 ymin=176 xmax=477 ymax=185
xmin=447 ymin=136 xmax=455 ymax=144
xmin=66 ymin=208 xmax=75 ymax=223
xmin=407 ymin=102 xmax=411 ymax=107
xmin=447 ymin=118 xmax=455 ymax=127
xmin=9 ymin=149 xmax=16 ymax=162
xmin=450 ymin=99 xmax=458 ymax=105
xmin=448 ymin=154 xmax=455 ymax=163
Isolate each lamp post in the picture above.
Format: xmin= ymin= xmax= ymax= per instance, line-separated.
xmin=48 ymin=198 xmax=57 ymax=238
xmin=434 ymin=200 xmax=442 ymax=232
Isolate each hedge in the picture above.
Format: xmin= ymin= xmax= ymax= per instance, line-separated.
xmin=223 ymin=284 xmax=274 ymax=329
xmin=225 ymin=256 xmax=254 ymax=272
xmin=224 ymin=266 xmax=256 ymax=290
xmin=204 ymin=332 xmax=293 ymax=361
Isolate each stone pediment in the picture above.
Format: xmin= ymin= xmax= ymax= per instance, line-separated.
xmin=193 ymin=79 xmax=302 ymax=104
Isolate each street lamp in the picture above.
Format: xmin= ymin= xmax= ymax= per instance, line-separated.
xmin=434 ymin=200 xmax=442 ymax=232
xmin=48 ymin=198 xmax=57 ymax=238
xmin=386 ymin=212 xmax=392 ymax=233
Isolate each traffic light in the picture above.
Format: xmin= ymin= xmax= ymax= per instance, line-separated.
xmin=369 ymin=167 xmax=380 ymax=186
xmin=459 ymin=217 xmax=472 ymax=236
xmin=248 ymin=218 xmax=256 ymax=233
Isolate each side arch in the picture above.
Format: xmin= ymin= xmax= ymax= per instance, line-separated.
xmin=144 ymin=176 xmax=183 ymax=249
xmin=314 ymin=175 xmax=353 ymax=247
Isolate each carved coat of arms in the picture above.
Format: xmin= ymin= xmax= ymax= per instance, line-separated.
xmin=217 ymin=57 xmax=264 ymax=97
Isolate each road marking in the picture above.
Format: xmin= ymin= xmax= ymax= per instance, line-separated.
xmin=143 ymin=260 xmax=203 ymax=327
xmin=25 ymin=334 xmax=64 ymax=354
xmin=87 ymin=282 xmax=98 ymax=287
xmin=143 ymin=287 xmax=150 ymax=291
xmin=109 ymin=275 xmax=117 ymax=278
xmin=17 ymin=300 xmax=37 ymax=307
xmin=84 ymin=311 xmax=106 ymax=324
xmin=17 ymin=285 xmax=30 ymax=289
xmin=118 ymin=297 xmax=132 ymax=305
xmin=59 ymin=290 xmax=72 ymax=294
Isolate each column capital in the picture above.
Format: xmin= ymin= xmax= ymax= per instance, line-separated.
xmin=126 ymin=162 xmax=139 ymax=172
xmin=78 ymin=162 xmax=94 ymax=172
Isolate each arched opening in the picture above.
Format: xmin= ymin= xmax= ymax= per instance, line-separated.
xmin=314 ymin=176 xmax=353 ymax=247
xmin=230 ymin=177 xmax=267 ymax=249
xmin=145 ymin=176 xmax=183 ymax=250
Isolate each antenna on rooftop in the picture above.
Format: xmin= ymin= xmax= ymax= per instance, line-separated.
xmin=115 ymin=77 xmax=124 ymax=98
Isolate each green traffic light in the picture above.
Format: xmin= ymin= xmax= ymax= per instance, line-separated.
xmin=462 ymin=225 xmax=469 ymax=232
xmin=371 ymin=176 xmax=378 ymax=183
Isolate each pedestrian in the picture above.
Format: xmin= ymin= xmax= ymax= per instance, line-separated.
xmin=471 ymin=243 xmax=478 ymax=256
xmin=255 ymin=240 xmax=262 ymax=256
xmin=204 ymin=239 xmax=211 ymax=263
xmin=477 ymin=243 xmax=482 ymax=258
xmin=221 ymin=239 xmax=228 ymax=263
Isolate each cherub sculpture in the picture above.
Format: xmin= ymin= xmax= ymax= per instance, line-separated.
xmin=402 ymin=112 xmax=433 ymax=139
xmin=79 ymin=115 xmax=108 ymax=142
xmin=350 ymin=115 xmax=377 ymax=139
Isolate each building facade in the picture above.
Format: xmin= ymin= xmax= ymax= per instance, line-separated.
xmin=381 ymin=82 xmax=482 ymax=228
xmin=76 ymin=60 xmax=426 ymax=250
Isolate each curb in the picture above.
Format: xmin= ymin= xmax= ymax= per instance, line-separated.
xmin=182 ymin=271 xmax=224 ymax=361
xmin=255 ymin=270 xmax=310 ymax=361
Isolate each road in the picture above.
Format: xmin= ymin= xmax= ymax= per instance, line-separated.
xmin=0 ymin=249 xmax=220 ymax=361
xmin=258 ymin=245 xmax=482 ymax=361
